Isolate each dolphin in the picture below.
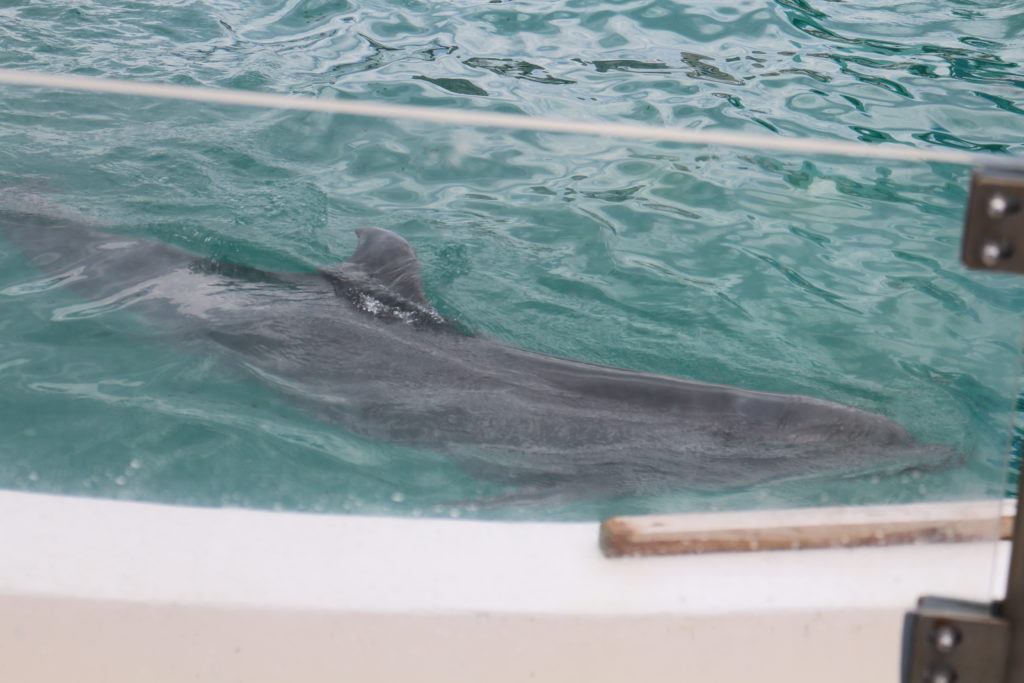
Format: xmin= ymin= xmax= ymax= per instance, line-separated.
xmin=0 ymin=199 xmax=953 ymax=500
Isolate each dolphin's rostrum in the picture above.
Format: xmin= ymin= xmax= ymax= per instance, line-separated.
xmin=1 ymin=204 xmax=953 ymax=500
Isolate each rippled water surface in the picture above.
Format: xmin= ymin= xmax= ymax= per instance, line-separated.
xmin=0 ymin=0 xmax=1022 ymax=520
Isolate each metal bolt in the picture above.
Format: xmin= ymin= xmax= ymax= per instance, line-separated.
xmin=980 ymin=240 xmax=1012 ymax=267
xmin=988 ymin=192 xmax=1019 ymax=219
xmin=928 ymin=666 xmax=956 ymax=683
xmin=934 ymin=624 xmax=960 ymax=652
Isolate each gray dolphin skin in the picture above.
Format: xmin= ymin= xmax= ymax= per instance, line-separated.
xmin=1 ymin=201 xmax=953 ymax=499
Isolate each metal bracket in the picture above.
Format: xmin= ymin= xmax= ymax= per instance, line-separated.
xmin=902 ymin=596 xmax=1010 ymax=683
xmin=962 ymin=167 xmax=1024 ymax=273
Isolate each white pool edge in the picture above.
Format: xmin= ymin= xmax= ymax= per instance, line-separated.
xmin=0 ymin=490 xmax=1010 ymax=682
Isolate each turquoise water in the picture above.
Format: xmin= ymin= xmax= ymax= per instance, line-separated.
xmin=0 ymin=0 xmax=1023 ymax=521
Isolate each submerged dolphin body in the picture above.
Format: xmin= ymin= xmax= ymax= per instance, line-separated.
xmin=1 ymin=203 xmax=952 ymax=499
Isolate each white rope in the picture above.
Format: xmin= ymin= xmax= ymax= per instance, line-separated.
xmin=0 ymin=68 xmax=1020 ymax=169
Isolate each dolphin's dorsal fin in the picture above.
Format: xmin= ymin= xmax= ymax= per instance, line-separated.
xmin=325 ymin=227 xmax=431 ymax=307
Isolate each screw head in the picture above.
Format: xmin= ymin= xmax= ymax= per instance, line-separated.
xmin=988 ymin=192 xmax=1019 ymax=219
xmin=934 ymin=624 xmax=960 ymax=652
xmin=928 ymin=667 xmax=956 ymax=683
xmin=980 ymin=240 xmax=1012 ymax=267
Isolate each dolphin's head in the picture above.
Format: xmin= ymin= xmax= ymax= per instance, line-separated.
xmin=718 ymin=393 xmax=963 ymax=485
xmin=761 ymin=392 xmax=914 ymax=446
